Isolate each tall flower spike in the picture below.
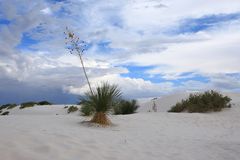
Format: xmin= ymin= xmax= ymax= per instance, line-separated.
xmin=64 ymin=27 xmax=94 ymax=96
xmin=64 ymin=28 xmax=87 ymax=56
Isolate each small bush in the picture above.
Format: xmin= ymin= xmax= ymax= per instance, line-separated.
xmin=113 ymin=99 xmax=139 ymax=115
xmin=64 ymin=106 xmax=68 ymax=109
xmin=168 ymin=90 xmax=231 ymax=113
xmin=0 ymin=104 xmax=17 ymax=110
xmin=1 ymin=111 xmax=9 ymax=115
xmin=168 ymin=102 xmax=186 ymax=112
xmin=80 ymin=105 xmax=94 ymax=116
xmin=0 ymin=110 xmax=2 ymax=113
xmin=67 ymin=106 xmax=78 ymax=113
xmin=38 ymin=101 xmax=52 ymax=105
xmin=20 ymin=102 xmax=37 ymax=109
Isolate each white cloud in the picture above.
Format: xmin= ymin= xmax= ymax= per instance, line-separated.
xmin=0 ymin=0 xmax=240 ymax=103
xmin=121 ymin=0 xmax=240 ymax=31
xmin=64 ymin=74 xmax=175 ymax=98
xmin=128 ymin=25 xmax=240 ymax=76
xmin=41 ymin=7 xmax=52 ymax=15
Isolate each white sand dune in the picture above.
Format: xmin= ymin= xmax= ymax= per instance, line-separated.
xmin=138 ymin=92 xmax=240 ymax=112
xmin=0 ymin=93 xmax=240 ymax=160
xmin=7 ymin=105 xmax=80 ymax=116
xmin=138 ymin=92 xmax=190 ymax=112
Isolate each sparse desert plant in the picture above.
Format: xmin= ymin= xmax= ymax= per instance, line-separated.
xmin=64 ymin=106 xmax=68 ymax=109
xmin=20 ymin=102 xmax=37 ymax=109
xmin=113 ymin=99 xmax=139 ymax=115
xmin=0 ymin=104 xmax=17 ymax=110
xmin=80 ymin=82 xmax=121 ymax=125
xmin=1 ymin=111 xmax=9 ymax=115
xmin=168 ymin=90 xmax=231 ymax=113
xmin=38 ymin=101 xmax=52 ymax=105
xmin=67 ymin=106 xmax=78 ymax=113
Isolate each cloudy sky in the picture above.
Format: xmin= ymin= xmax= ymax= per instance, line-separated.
xmin=0 ymin=0 xmax=240 ymax=104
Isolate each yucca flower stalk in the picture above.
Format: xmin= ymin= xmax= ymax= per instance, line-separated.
xmin=64 ymin=27 xmax=93 ymax=96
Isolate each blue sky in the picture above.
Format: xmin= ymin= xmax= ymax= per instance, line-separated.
xmin=0 ymin=19 xmax=11 ymax=25
xmin=0 ymin=0 xmax=240 ymax=104
xmin=169 ymin=12 xmax=240 ymax=34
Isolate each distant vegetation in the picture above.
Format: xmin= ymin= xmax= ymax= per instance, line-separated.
xmin=37 ymin=101 xmax=52 ymax=105
xmin=7 ymin=104 xmax=17 ymax=110
xmin=168 ymin=90 xmax=231 ymax=113
xmin=20 ymin=102 xmax=38 ymax=109
xmin=67 ymin=106 xmax=79 ymax=113
xmin=0 ymin=101 xmax=52 ymax=111
xmin=0 ymin=101 xmax=53 ymax=110
xmin=1 ymin=111 xmax=9 ymax=115
xmin=0 ymin=104 xmax=17 ymax=110
xmin=113 ymin=99 xmax=139 ymax=115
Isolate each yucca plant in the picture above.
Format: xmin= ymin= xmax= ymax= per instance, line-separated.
xmin=80 ymin=82 xmax=121 ymax=125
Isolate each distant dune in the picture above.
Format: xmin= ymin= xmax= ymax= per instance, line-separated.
xmin=138 ymin=92 xmax=240 ymax=112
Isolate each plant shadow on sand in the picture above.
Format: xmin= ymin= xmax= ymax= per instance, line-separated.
xmin=78 ymin=120 xmax=118 ymax=128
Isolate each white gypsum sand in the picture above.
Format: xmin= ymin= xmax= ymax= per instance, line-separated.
xmin=0 ymin=93 xmax=240 ymax=160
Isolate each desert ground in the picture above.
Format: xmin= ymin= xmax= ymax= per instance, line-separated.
xmin=0 ymin=92 xmax=240 ymax=160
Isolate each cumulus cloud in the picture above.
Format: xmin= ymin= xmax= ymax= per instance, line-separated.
xmin=64 ymin=74 xmax=175 ymax=99
xmin=0 ymin=0 xmax=240 ymax=103
xmin=130 ymin=26 xmax=240 ymax=75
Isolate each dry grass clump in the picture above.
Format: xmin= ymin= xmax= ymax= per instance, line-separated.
xmin=67 ymin=106 xmax=78 ymax=113
xmin=90 ymin=112 xmax=111 ymax=125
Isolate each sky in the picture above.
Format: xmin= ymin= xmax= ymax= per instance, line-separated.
xmin=0 ymin=0 xmax=240 ymax=104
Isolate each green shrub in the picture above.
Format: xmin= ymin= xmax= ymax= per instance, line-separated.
xmin=64 ymin=106 xmax=68 ymax=109
xmin=168 ymin=90 xmax=231 ymax=113
xmin=168 ymin=102 xmax=186 ymax=112
xmin=113 ymin=99 xmax=139 ymax=115
xmin=80 ymin=104 xmax=94 ymax=116
xmin=38 ymin=101 xmax=52 ymax=105
xmin=20 ymin=102 xmax=37 ymax=109
xmin=67 ymin=106 xmax=78 ymax=113
xmin=1 ymin=111 xmax=9 ymax=115
xmin=0 ymin=104 xmax=17 ymax=110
